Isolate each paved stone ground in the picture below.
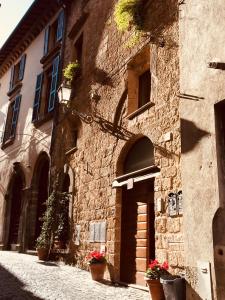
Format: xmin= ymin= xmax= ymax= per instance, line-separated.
xmin=0 ymin=252 xmax=150 ymax=300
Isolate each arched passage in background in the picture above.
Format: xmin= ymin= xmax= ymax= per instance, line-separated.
xmin=28 ymin=152 xmax=49 ymax=249
xmin=116 ymin=136 xmax=159 ymax=286
xmin=4 ymin=163 xmax=25 ymax=250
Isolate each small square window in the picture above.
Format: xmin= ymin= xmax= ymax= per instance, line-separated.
xmin=127 ymin=46 xmax=151 ymax=118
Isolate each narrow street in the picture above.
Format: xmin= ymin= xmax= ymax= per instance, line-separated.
xmin=0 ymin=252 xmax=149 ymax=300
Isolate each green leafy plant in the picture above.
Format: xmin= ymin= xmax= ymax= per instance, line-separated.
xmin=63 ymin=61 xmax=80 ymax=84
xmin=114 ymin=0 xmax=144 ymax=48
xmin=55 ymin=192 xmax=70 ymax=242
xmin=114 ymin=0 xmax=142 ymax=31
xmin=36 ymin=191 xmax=57 ymax=249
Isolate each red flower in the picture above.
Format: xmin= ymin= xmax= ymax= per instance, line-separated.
xmin=161 ymin=261 xmax=169 ymax=270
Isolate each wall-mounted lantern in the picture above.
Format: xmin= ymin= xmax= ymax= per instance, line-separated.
xmin=57 ymin=83 xmax=72 ymax=105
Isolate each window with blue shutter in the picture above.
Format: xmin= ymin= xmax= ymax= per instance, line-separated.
xmin=18 ymin=54 xmax=26 ymax=81
xmin=9 ymin=66 xmax=15 ymax=91
xmin=43 ymin=26 xmax=50 ymax=56
xmin=11 ymin=95 xmax=21 ymax=137
xmin=32 ymin=73 xmax=43 ymax=122
xmin=56 ymin=10 xmax=64 ymax=42
xmin=48 ymin=55 xmax=60 ymax=112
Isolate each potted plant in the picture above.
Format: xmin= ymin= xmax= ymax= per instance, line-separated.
xmin=36 ymin=184 xmax=58 ymax=260
xmin=145 ymin=259 xmax=169 ymax=300
xmin=54 ymin=192 xmax=69 ymax=249
xmin=58 ymin=61 xmax=80 ymax=105
xmin=86 ymin=251 xmax=107 ymax=281
xmin=36 ymin=231 xmax=50 ymax=261
xmin=63 ymin=60 xmax=80 ymax=86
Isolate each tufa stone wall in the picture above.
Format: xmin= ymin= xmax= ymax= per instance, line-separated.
xmin=52 ymin=0 xmax=183 ymax=280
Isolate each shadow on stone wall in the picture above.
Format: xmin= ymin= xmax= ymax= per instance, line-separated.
xmin=0 ymin=263 xmax=44 ymax=299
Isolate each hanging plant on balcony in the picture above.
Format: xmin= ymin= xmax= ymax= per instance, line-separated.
xmin=114 ymin=0 xmax=144 ymax=47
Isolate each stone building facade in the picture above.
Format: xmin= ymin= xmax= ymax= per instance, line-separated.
xmin=52 ymin=0 xmax=183 ymax=288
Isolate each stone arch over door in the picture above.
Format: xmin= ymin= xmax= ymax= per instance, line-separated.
xmin=28 ymin=152 xmax=50 ymax=249
xmin=3 ymin=162 xmax=26 ymax=250
xmin=114 ymin=136 xmax=159 ymax=286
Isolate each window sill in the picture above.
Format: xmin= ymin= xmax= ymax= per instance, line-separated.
xmin=7 ymin=82 xmax=22 ymax=98
xmin=126 ymin=102 xmax=154 ymax=120
xmin=40 ymin=42 xmax=61 ymax=66
xmin=33 ymin=112 xmax=53 ymax=127
xmin=1 ymin=137 xmax=15 ymax=150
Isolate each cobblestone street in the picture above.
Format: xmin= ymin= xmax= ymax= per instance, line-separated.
xmin=0 ymin=252 xmax=149 ymax=300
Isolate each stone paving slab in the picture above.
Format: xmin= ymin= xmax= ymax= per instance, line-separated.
xmin=0 ymin=252 xmax=150 ymax=300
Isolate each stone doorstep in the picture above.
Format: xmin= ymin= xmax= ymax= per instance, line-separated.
xmin=116 ymin=281 xmax=149 ymax=292
xmin=26 ymin=249 xmax=38 ymax=256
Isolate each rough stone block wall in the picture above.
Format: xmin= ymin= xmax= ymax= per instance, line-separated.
xmin=53 ymin=0 xmax=183 ymax=281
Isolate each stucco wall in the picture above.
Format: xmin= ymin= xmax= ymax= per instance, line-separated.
xmin=0 ymin=26 xmax=53 ymax=243
xmin=179 ymin=1 xmax=225 ymax=299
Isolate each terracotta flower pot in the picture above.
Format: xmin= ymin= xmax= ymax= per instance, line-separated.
xmin=145 ymin=278 xmax=165 ymax=300
xmin=89 ymin=263 xmax=106 ymax=281
xmin=37 ymin=247 xmax=49 ymax=261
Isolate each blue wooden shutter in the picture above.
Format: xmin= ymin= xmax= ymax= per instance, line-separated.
xmin=19 ymin=54 xmax=26 ymax=81
xmin=32 ymin=73 xmax=43 ymax=122
xmin=43 ymin=26 xmax=50 ymax=56
xmin=11 ymin=95 xmax=21 ymax=137
xmin=56 ymin=10 xmax=64 ymax=42
xmin=48 ymin=55 xmax=60 ymax=112
xmin=9 ymin=66 xmax=15 ymax=90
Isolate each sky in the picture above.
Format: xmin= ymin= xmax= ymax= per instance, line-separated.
xmin=0 ymin=0 xmax=35 ymax=47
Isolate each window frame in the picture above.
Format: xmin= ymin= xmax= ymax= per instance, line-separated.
xmin=2 ymin=94 xmax=22 ymax=147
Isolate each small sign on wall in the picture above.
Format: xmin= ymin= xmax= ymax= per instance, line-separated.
xmin=74 ymin=225 xmax=81 ymax=245
xmin=89 ymin=221 xmax=107 ymax=243
xmin=168 ymin=191 xmax=183 ymax=217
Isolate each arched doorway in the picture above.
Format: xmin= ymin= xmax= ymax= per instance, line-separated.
xmin=34 ymin=156 xmax=49 ymax=241
xmin=28 ymin=152 xmax=50 ymax=249
xmin=118 ymin=137 xmax=158 ymax=286
xmin=5 ymin=163 xmax=25 ymax=250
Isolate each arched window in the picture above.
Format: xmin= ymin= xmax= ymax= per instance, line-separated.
xmin=124 ymin=137 xmax=154 ymax=174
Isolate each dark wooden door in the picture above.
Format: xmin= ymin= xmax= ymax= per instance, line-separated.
xmin=120 ymin=180 xmax=155 ymax=286
xmin=35 ymin=161 xmax=49 ymax=241
xmin=8 ymin=176 xmax=23 ymax=246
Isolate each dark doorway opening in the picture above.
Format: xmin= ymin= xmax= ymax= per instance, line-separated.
xmin=8 ymin=173 xmax=24 ymax=248
xmin=34 ymin=157 xmax=49 ymax=242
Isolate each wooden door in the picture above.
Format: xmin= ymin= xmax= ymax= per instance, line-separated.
xmin=120 ymin=180 xmax=155 ymax=286
xmin=8 ymin=176 xmax=23 ymax=246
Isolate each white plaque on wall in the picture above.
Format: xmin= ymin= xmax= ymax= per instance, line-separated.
xmin=89 ymin=223 xmax=95 ymax=242
xmin=100 ymin=221 xmax=106 ymax=242
xmin=75 ymin=225 xmax=81 ymax=246
xmin=95 ymin=223 xmax=101 ymax=242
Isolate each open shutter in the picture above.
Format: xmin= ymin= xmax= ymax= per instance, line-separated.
xmin=19 ymin=54 xmax=26 ymax=81
xmin=11 ymin=95 xmax=21 ymax=137
xmin=56 ymin=10 xmax=64 ymax=42
xmin=43 ymin=26 xmax=50 ymax=56
xmin=9 ymin=66 xmax=15 ymax=90
xmin=32 ymin=73 xmax=43 ymax=122
xmin=48 ymin=55 xmax=60 ymax=112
